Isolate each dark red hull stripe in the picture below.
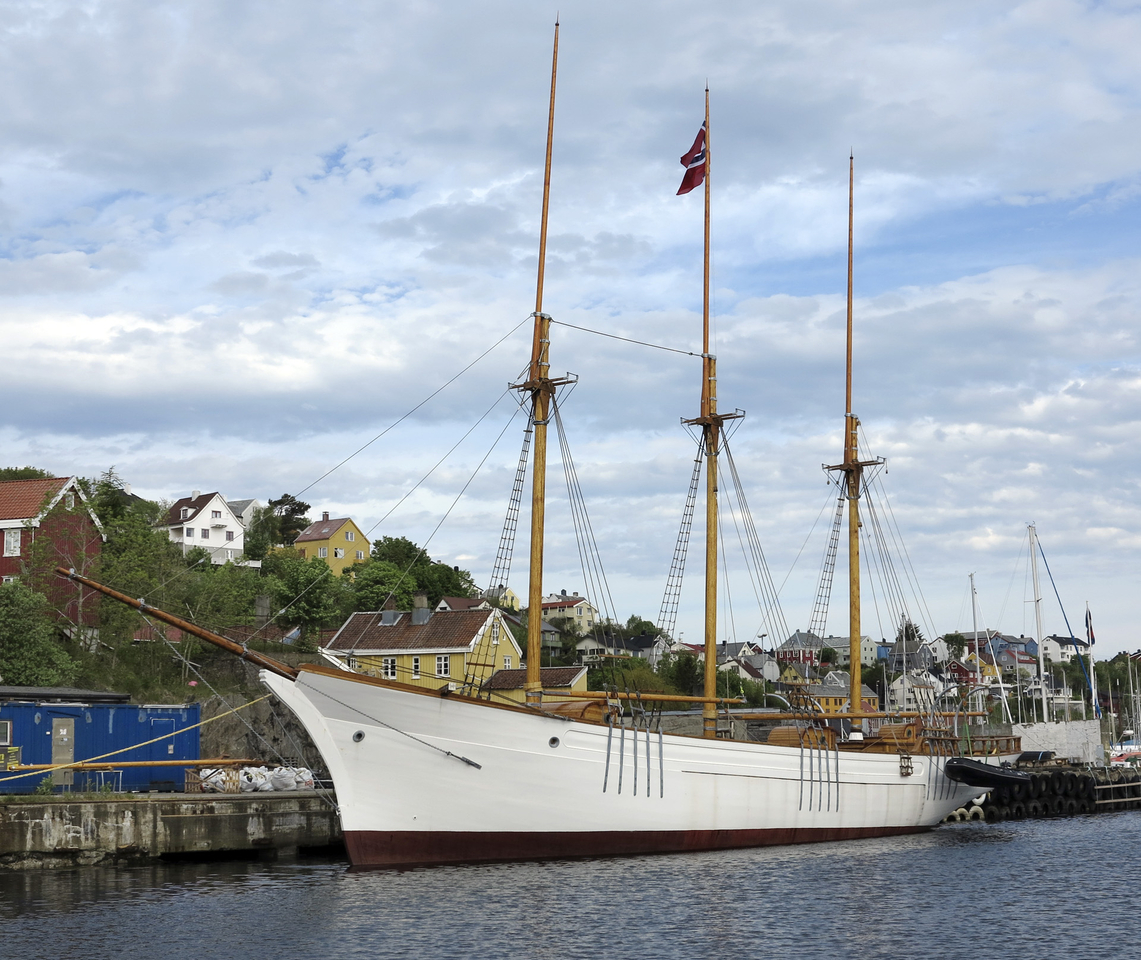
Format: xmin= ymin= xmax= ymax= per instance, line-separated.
xmin=344 ymin=826 xmax=927 ymax=869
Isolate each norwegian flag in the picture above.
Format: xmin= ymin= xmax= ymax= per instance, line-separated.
xmin=676 ymin=121 xmax=707 ymax=196
xmin=1086 ymin=606 xmax=1096 ymax=646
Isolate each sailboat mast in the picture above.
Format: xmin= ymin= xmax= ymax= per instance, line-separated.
xmin=843 ymin=154 xmax=864 ymax=717
xmin=523 ymin=20 xmax=560 ymax=707
xmin=700 ymin=88 xmax=720 ymax=739
xmin=1028 ymin=523 xmax=1048 ymax=723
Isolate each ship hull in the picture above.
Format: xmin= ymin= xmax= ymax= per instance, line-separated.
xmin=263 ymin=665 xmax=1003 ymax=869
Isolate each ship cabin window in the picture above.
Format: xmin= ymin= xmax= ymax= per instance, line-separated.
xmin=346 ymin=531 xmax=355 ymax=541
xmin=412 ymin=657 xmax=420 ymax=679
xmin=334 ymin=548 xmax=344 ymax=559
xmin=382 ymin=658 xmax=397 ymax=679
xmin=436 ymin=655 xmax=450 ymax=678
xmin=318 ymin=547 xmax=328 ymax=558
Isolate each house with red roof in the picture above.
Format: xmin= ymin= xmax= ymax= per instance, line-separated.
xmin=322 ymin=595 xmax=522 ymax=692
xmin=0 ymin=476 xmax=104 ymax=626
xmin=293 ymin=511 xmax=369 ymax=575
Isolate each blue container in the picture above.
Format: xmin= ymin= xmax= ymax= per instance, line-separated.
xmin=0 ymin=699 xmax=200 ymax=794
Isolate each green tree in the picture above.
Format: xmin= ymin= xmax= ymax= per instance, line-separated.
xmin=0 ymin=582 xmax=77 ymax=686
xmin=343 ymin=560 xmax=417 ymax=613
xmin=944 ymin=631 xmax=967 ymax=662
xmin=0 ymin=466 xmax=55 ymax=481
xmin=369 ymin=536 xmax=476 ymax=605
xmin=262 ymin=553 xmax=340 ymax=651
xmin=658 ymin=650 xmax=702 ymax=696
xmin=269 ymin=494 xmax=311 ymax=546
xmin=242 ymin=505 xmax=279 ymax=561
xmin=820 ymin=646 xmax=838 ymax=665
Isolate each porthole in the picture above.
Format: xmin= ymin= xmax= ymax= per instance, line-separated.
xmin=549 ymin=737 xmax=560 ymax=749
xmin=352 ymin=731 xmax=365 ymax=743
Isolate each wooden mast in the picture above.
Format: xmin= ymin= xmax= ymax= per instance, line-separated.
xmin=700 ymin=88 xmax=719 ymax=739
xmin=824 ymin=155 xmax=878 ymax=723
xmin=844 ymin=154 xmax=863 ymax=718
xmin=522 ymin=20 xmax=560 ymax=707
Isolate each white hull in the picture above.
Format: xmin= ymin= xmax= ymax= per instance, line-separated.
xmin=263 ymin=666 xmax=1004 ymax=867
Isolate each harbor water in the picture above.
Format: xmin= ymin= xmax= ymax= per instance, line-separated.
xmin=2 ymin=812 xmax=1136 ymax=960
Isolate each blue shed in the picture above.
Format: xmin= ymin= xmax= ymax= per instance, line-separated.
xmin=0 ymin=687 xmax=200 ymax=794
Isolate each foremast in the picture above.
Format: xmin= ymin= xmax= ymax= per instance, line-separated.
xmin=681 ymin=90 xmax=741 ymax=738
xmin=826 ymin=156 xmax=880 ymax=723
xmin=518 ymin=20 xmax=569 ymax=708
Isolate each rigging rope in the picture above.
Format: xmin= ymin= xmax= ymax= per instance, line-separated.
xmin=550 ymin=319 xmax=703 ymax=358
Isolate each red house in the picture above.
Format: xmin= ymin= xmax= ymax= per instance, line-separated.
xmin=0 ymin=476 xmax=104 ymax=626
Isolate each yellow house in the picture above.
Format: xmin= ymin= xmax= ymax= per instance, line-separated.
xmin=481 ymin=665 xmax=589 ymax=704
xmin=294 ymin=512 xmax=369 ymax=576
xmin=965 ymin=652 xmax=1000 ymax=680
xmin=321 ymin=601 xmax=523 ymax=693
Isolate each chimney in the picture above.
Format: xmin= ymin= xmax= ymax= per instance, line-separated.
xmin=123 ymin=483 xmax=132 ymax=495
xmin=322 ymin=511 xmax=329 ymax=521
xmin=412 ymin=592 xmax=431 ymax=626
xmin=192 ymin=490 xmax=201 ymax=499
xmin=381 ymin=595 xmax=399 ymax=626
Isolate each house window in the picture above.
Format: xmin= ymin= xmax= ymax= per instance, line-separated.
xmin=318 ymin=547 xmax=328 ymax=558
xmin=226 ymin=530 xmax=235 ymax=541
xmin=345 ymin=531 xmax=355 ymax=541
xmin=0 ymin=720 xmax=9 ymax=746
xmin=382 ymin=658 xmax=397 ymax=679
xmin=211 ymin=510 xmax=222 ymax=519
xmin=200 ymin=529 xmax=209 ymax=539
xmin=65 ymin=493 xmax=75 ymax=509
xmin=184 ymin=528 xmax=193 ymax=539
xmin=2 ymin=576 xmax=16 ymax=584
xmin=3 ymin=529 xmax=20 ymax=557
xmin=436 ymin=655 xmax=450 ymax=678
xmin=504 ymin=656 xmax=511 ymax=670
xmin=412 ymin=657 xmax=420 ymax=679
xmin=334 ymin=548 xmax=344 ymax=559
xmin=347 ymin=657 xmax=360 ymax=671
xmin=492 ymin=621 xmax=500 ymax=645
xmin=356 ymin=551 xmax=365 ymax=560
xmin=180 ymin=507 xmax=190 ymax=520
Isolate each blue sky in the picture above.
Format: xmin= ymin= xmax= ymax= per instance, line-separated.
xmin=2 ymin=0 xmax=1141 ymax=656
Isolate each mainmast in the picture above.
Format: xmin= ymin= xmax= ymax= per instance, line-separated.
xmin=680 ymin=90 xmax=740 ymax=738
xmin=519 ymin=20 xmax=565 ymax=708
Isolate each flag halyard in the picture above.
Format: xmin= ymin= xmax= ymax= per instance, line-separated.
xmin=677 ymin=121 xmax=707 ymax=196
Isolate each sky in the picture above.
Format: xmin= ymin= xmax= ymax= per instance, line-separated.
xmin=3 ymin=0 xmax=1141 ymax=656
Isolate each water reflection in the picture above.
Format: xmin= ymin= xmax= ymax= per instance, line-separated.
xmin=0 ymin=817 xmax=1132 ymax=960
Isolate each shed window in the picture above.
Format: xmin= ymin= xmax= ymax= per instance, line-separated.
xmin=0 ymin=720 xmax=9 ymax=746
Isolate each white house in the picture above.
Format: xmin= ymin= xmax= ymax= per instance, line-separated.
xmin=161 ymin=491 xmax=259 ymax=566
xmin=886 ymin=670 xmax=942 ymax=712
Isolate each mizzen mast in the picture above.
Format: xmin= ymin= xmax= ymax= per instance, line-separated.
xmin=518 ymin=20 xmax=568 ymax=708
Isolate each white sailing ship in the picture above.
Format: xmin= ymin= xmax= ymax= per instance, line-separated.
xmin=64 ymin=22 xmax=1020 ymax=868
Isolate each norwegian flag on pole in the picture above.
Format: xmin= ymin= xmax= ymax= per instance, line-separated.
xmin=676 ymin=121 xmax=707 ymax=195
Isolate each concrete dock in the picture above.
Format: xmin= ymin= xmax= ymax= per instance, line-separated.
xmin=0 ymin=793 xmax=343 ymax=869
